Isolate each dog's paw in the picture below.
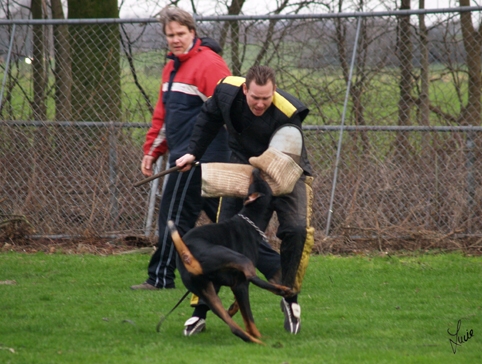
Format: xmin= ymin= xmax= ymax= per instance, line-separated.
xmin=280 ymin=286 xmax=296 ymax=298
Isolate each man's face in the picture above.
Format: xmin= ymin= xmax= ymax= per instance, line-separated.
xmin=243 ymin=80 xmax=275 ymax=116
xmin=165 ymin=21 xmax=195 ymax=56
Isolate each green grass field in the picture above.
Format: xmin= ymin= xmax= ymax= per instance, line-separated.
xmin=1 ymin=252 xmax=480 ymax=363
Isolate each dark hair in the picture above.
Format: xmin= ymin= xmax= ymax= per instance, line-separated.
xmin=158 ymin=6 xmax=197 ymax=35
xmin=245 ymin=65 xmax=276 ymax=89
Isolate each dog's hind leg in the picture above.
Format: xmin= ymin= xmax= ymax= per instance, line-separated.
xmin=231 ymin=282 xmax=261 ymax=339
xmin=227 ymin=300 xmax=239 ymax=317
xmin=249 ymin=276 xmax=296 ymax=298
xmin=225 ymin=257 xmax=295 ymax=298
xmin=199 ymin=282 xmax=264 ymax=345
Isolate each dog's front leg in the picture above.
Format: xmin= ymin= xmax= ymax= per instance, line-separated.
xmin=199 ymin=282 xmax=264 ymax=345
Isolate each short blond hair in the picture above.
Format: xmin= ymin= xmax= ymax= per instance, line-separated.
xmin=158 ymin=6 xmax=197 ymax=35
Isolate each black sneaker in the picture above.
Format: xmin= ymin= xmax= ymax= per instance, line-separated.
xmin=183 ymin=317 xmax=206 ymax=336
xmin=130 ymin=282 xmax=159 ymax=290
xmin=280 ymin=298 xmax=301 ymax=334
xmin=130 ymin=281 xmax=174 ymax=290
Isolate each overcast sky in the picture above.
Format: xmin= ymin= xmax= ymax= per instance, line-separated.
xmin=118 ymin=0 xmax=458 ymax=18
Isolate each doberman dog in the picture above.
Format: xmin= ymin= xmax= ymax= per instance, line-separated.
xmin=168 ymin=168 xmax=294 ymax=344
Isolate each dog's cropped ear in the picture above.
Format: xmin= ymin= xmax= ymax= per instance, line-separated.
xmin=243 ymin=192 xmax=265 ymax=206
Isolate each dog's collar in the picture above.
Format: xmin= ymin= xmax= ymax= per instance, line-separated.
xmin=237 ymin=214 xmax=269 ymax=243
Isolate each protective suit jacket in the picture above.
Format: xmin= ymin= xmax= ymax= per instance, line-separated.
xmin=187 ymin=76 xmax=312 ymax=175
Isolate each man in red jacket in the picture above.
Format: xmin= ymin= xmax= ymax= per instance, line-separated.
xmin=131 ymin=6 xmax=234 ymax=291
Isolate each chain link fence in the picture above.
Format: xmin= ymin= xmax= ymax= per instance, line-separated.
xmin=1 ymin=8 xmax=482 ymax=249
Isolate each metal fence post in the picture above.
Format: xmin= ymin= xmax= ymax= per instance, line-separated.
xmin=144 ymin=156 xmax=163 ymax=236
xmin=109 ymin=121 xmax=119 ymax=229
xmin=325 ymin=16 xmax=362 ymax=236
xmin=466 ymin=130 xmax=475 ymax=233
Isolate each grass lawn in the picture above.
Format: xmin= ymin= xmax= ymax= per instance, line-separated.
xmin=1 ymin=251 xmax=481 ymax=363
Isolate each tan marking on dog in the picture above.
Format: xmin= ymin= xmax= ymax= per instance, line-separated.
xmin=168 ymin=221 xmax=203 ymax=275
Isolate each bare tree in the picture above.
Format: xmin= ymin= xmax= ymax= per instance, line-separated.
xmin=31 ymin=0 xmax=46 ymax=121
xmin=417 ymin=0 xmax=429 ymax=126
xmin=68 ymin=0 xmax=121 ymax=122
xmin=333 ymin=0 xmax=394 ymax=152
xmin=24 ymin=0 xmax=49 ymax=214
xmin=218 ymin=0 xmax=247 ymax=75
xmin=335 ymin=0 xmax=372 ymax=151
xmin=119 ymin=23 xmax=154 ymax=114
xmin=51 ymin=0 xmax=72 ymax=121
xmin=458 ymin=0 xmax=481 ymax=126
xmin=253 ymin=0 xmax=324 ymax=66
xmin=395 ymin=0 xmax=413 ymax=156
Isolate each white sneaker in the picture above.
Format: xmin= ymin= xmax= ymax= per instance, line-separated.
xmin=183 ymin=316 xmax=206 ymax=336
xmin=280 ymin=298 xmax=301 ymax=334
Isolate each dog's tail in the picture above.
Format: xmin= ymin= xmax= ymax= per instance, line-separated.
xmin=167 ymin=220 xmax=203 ymax=275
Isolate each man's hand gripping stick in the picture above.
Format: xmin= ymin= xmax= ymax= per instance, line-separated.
xmin=133 ymin=161 xmax=199 ymax=187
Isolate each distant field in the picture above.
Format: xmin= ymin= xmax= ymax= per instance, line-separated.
xmin=1 ymin=60 xmax=466 ymax=126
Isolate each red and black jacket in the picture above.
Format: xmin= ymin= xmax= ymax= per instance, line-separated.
xmin=143 ymin=37 xmax=231 ymax=165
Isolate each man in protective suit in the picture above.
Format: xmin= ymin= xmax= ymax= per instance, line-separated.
xmin=176 ymin=65 xmax=315 ymax=335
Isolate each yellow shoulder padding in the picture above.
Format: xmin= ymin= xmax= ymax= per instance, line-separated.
xmin=222 ymin=76 xmax=246 ymax=87
xmin=222 ymin=76 xmax=297 ymax=118
xmin=272 ymin=92 xmax=297 ymax=118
